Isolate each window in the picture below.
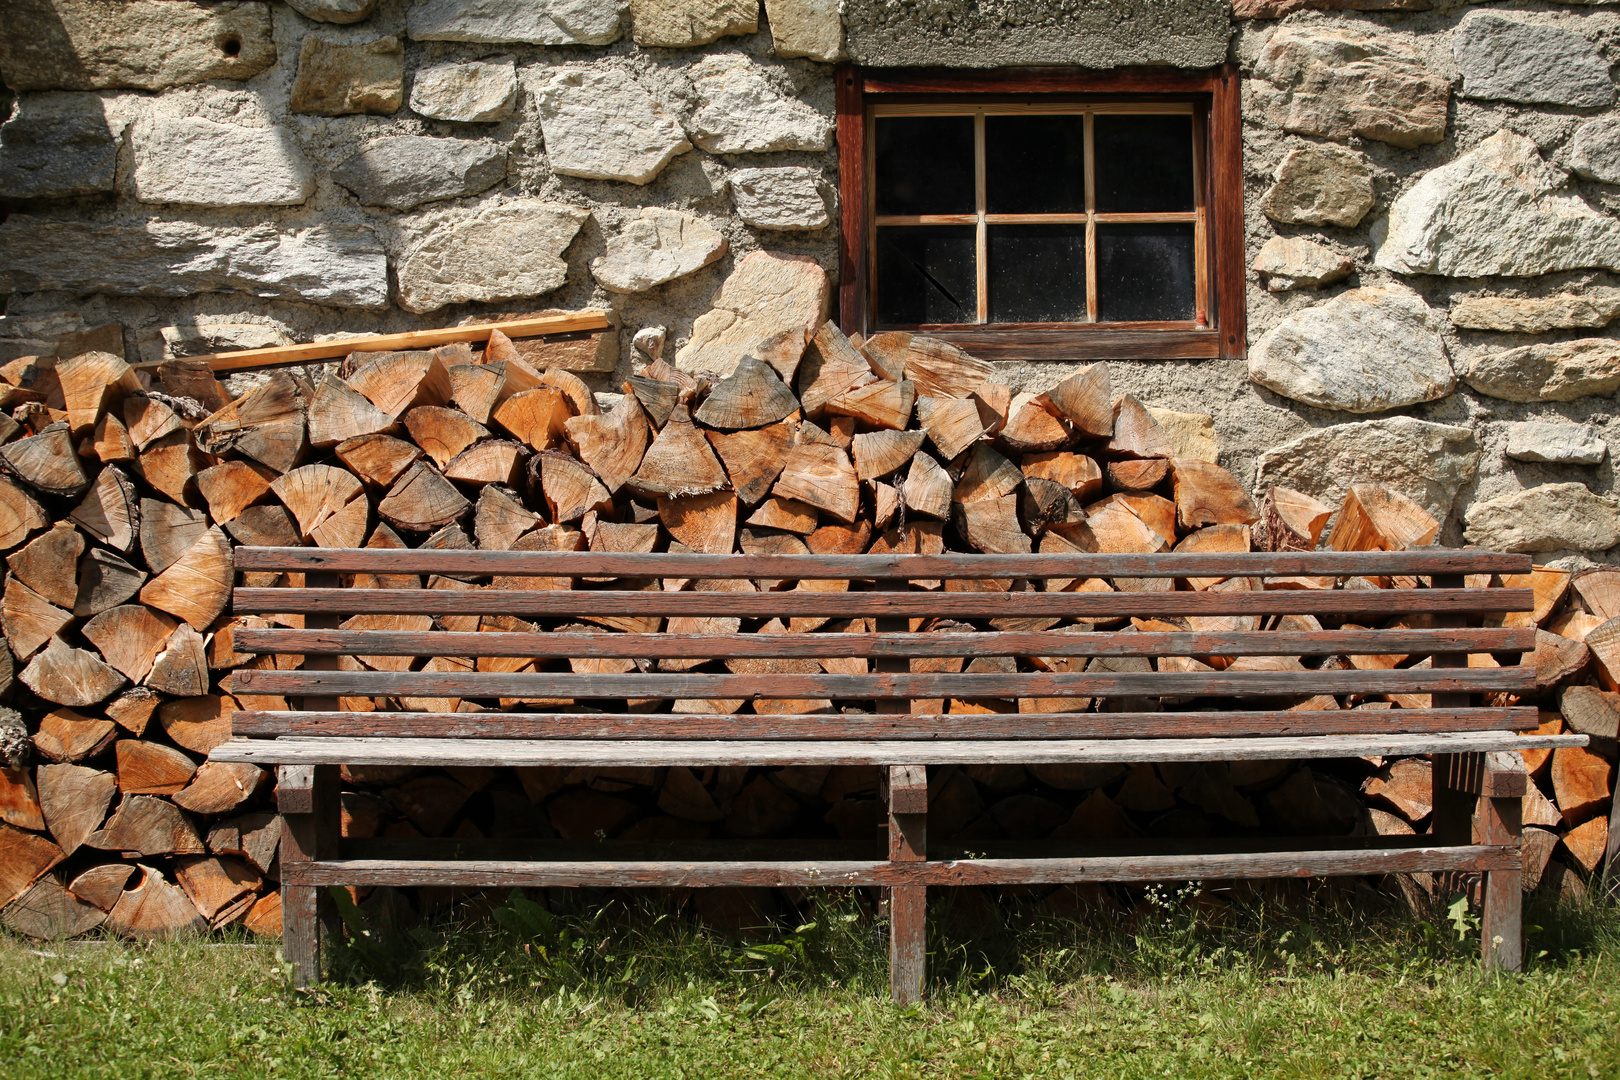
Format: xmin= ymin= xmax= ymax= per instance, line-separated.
xmin=836 ymin=68 xmax=1246 ymax=362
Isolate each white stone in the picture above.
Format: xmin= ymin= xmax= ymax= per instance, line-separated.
xmin=630 ymin=0 xmax=756 ymax=47
xmin=688 ymin=57 xmax=833 ymax=154
xmin=1375 ymin=130 xmax=1620 ymax=278
xmin=1454 ymin=11 xmax=1613 ymax=108
xmin=409 ymin=57 xmax=518 ymax=123
xmin=1505 ymin=423 xmax=1607 ymax=466
xmin=407 ymin=0 xmax=627 ymax=45
xmin=1250 ymin=236 xmax=1353 ymax=293
xmin=729 ymin=166 xmax=829 ymax=231
xmin=1254 ymin=417 xmax=1481 ymax=521
xmin=394 ymin=199 xmax=590 ymax=314
xmin=1463 ymin=339 xmax=1620 ymax=403
xmin=142 ymin=323 xmax=294 ymax=366
xmin=1248 ymin=286 xmax=1453 ymax=414
xmin=674 ymin=250 xmax=830 ymax=377
xmin=286 ymin=0 xmax=379 ymax=23
xmin=633 ymin=325 xmax=667 ymax=360
xmin=1450 ymin=290 xmax=1620 ymax=333
xmin=765 ymin=0 xmax=843 ymax=62
xmin=530 ymin=66 xmax=691 ymax=185
xmin=591 ymin=208 xmax=727 ymax=293
xmin=1143 ymin=407 xmax=1219 ymax=464
xmin=1258 ymin=145 xmax=1375 ymax=227
xmin=0 ymin=217 xmax=388 ymax=308
xmin=130 ymin=116 xmax=313 ymax=208
xmin=1465 ymin=483 xmax=1620 ymax=553
xmin=1571 ymin=117 xmax=1620 ymax=186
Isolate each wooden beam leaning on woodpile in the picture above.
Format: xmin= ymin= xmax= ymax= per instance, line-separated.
xmin=212 ymin=547 xmax=1581 ymax=999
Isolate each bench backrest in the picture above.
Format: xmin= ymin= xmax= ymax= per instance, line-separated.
xmin=225 ymin=547 xmax=1538 ymax=742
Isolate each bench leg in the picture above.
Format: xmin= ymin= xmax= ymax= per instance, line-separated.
xmin=887 ymin=765 xmax=927 ymax=1005
xmin=278 ymin=764 xmax=339 ymax=988
xmin=1480 ymin=755 xmax=1524 ymax=973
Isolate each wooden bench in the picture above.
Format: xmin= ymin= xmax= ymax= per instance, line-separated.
xmin=209 ymin=546 xmax=1586 ymax=999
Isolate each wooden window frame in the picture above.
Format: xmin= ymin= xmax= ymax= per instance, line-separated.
xmin=836 ymin=65 xmax=1246 ymax=363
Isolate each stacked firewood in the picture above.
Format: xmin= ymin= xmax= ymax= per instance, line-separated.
xmin=0 ymin=320 xmax=1613 ymax=940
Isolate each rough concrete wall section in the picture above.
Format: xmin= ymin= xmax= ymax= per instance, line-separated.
xmin=842 ymin=0 xmax=1233 ymax=68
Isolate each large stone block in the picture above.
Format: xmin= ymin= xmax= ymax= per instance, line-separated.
xmin=1250 ymin=236 xmax=1353 ymax=292
xmin=1505 ymin=423 xmax=1607 ymax=466
xmin=1253 ymin=25 xmax=1448 ymax=148
xmin=1463 ymin=339 xmax=1620 ymax=403
xmin=1571 ymin=117 xmax=1620 ymax=186
xmin=130 ymin=116 xmax=314 ymax=207
xmin=332 ymin=136 xmax=506 ymax=210
xmin=1258 ymin=145 xmax=1374 ymax=228
xmin=729 ymin=167 xmax=829 ymax=231
xmin=530 ymin=67 xmax=690 ymax=185
xmin=0 ymin=0 xmax=275 ymax=92
xmin=286 ymin=0 xmax=379 ymax=23
xmin=1465 ymin=484 xmax=1620 ymax=554
xmin=631 ymin=0 xmax=756 ymax=47
xmin=1455 ymin=12 xmax=1613 ymax=108
xmin=1249 ymin=286 xmax=1454 ymax=414
xmin=689 ymin=57 xmax=832 ymax=154
xmin=0 ymin=217 xmax=389 ymax=308
xmin=1234 ymin=0 xmax=1430 ymax=14
xmin=407 ymin=0 xmax=626 ymax=45
xmin=764 ymin=0 xmax=842 ymax=62
xmin=409 ymin=57 xmax=518 ymax=123
xmin=1375 ymin=130 xmax=1620 ymax=278
xmin=1254 ymin=417 xmax=1480 ymax=521
xmin=0 ymin=93 xmax=123 ymax=199
xmin=290 ymin=34 xmax=404 ymax=116
xmin=592 ymin=208 xmax=727 ymax=293
xmin=394 ymin=200 xmax=590 ymax=314
xmin=1449 ymin=290 xmax=1620 ymax=334
xmin=674 ymin=250 xmax=830 ymax=377
xmin=843 ymin=0 xmax=1229 ymax=68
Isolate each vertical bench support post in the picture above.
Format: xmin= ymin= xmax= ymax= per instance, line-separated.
xmin=886 ymin=764 xmax=928 ymax=1005
xmin=1479 ymin=751 xmax=1525 ymax=972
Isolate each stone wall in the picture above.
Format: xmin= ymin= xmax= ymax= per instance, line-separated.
xmin=3 ymin=0 xmax=1620 ymax=559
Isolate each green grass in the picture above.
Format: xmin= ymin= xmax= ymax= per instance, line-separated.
xmin=4 ymin=885 xmax=1620 ymax=1079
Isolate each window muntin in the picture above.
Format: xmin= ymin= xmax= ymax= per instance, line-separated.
xmin=869 ymin=102 xmax=1207 ymax=329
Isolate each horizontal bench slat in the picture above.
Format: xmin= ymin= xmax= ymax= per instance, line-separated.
xmin=233 ymin=705 xmax=1542 ymax=740
xmin=233 ymin=626 xmax=1537 ymax=659
xmin=281 ymin=845 xmax=1519 ymax=888
xmin=234 ymin=586 xmax=1534 ymax=618
xmin=234 ymin=548 xmax=1533 ymax=577
xmin=232 ymin=666 xmax=1534 ymax=700
xmin=208 ymin=730 xmax=1587 ymax=767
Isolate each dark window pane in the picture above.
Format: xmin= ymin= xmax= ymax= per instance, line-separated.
xmin=1096 ymin=224 xmax=1196 ymax=322
xmin=984 ymin=115 xmax=1086 ymax=214
xmin=987 ymin=225 xmax=1087 ymax=323
xmin=1093 ymin=114 xmax=1195 ymax=213
xmin=874 ymin=116 xmax=975 ymax=216
xmin=875 ymin=225 xmax=977 ymax=326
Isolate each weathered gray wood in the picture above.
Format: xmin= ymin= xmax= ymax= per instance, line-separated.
xmin=280 ymin=845 xmax=1519 ymax=888
xmin=232 ymin=706 xmax=1542 ymax=740
xmin=209 ymin=730 xmax=1586 ymax=767
xmin=234 ymin=547 xmax=1532 ymax=578
xmin=887 ymin=763 xmax=927 ymax=1004
xmin=234 ymin=586 xmax=1534 ymax=619
xmin=234 ymin=626 xmax=1537 ymax=660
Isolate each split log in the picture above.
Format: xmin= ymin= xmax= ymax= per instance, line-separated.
xmin=1328 ymin=483 xmax=1438 ymax=551
xmin=473 ymin=485 xmax=542 ymax=551
xmin=2 ymin=422 xmax=88 ymax=496
xmin=139 ymin=526 xmax=232 ymax=630
xmin=242 ymin=891 xmax=282 ymax=937
xmin=565 ymin=391 xmax=651 ymax=495
xmin=115 ymin=740 xmax=197 ymax=795
xmin=0 ymin=823 xmax=63 ymax=909
xmin=155 ymin=358 xmax=232 ymax=413
xmin=445 ymin=439 xmax=526 ymax=487
xmin=224 ymin=504 xmax=300 ymax=548
xmin=21 ymin=639 xmax=127 ymax=707
xmin=2 ymin=876 xmax=105 ymax=939
xmin=629 ymin=401 xmax=728 ymax=499
xmin=105 ymin=687 xmax=160 ymax=736
xmin=627 ymin=373 xmax=681 ymax=430
xmin=403 ymin=405 xmax=490 ymax=467
xmin=448 ymin=361 xmax=507 ymax=425
xmin=122 ymin=395 xmax=183 ymax=450
xmin=195 ymin=460 xmax=276 ymax=525
xmin=81 ymin=604 xmax=177 ymax=682
xmin=207 ymin=812 xmax=284 ymax=874
xmin=58 ymin=351 xmax=139 ymax=436
xmin=706 ymin=422 xmax=794 ymax=504
xmin=193 ymin=371 xmax=307 ymax=474
xmin=172 ymin=762 xmax=266 ymax=815
xmin=915 ymin=396 xmax=986 ymax=461
xmin=493 ymin=387 xmax=572 ymax=451
xmin=970 ymin=381 xmax=1011 ymax=436
xmin=157 ymin=694 xmax=235 ymax=755
xmin=140 ymin=498 xmax=209 ymax=575
xmin=1020 ymin=478 xmax=1084 ymax=533
xmin=859 ymin=330 xmax=910 ymax=381
xmin=379 ymin=460 xmax=470 ymax=533
xmin=696 ymin=355 xmax=800 ymax=430
xmin=773 ymin=442 xmax=859 ymax=523
xmin=1106 ymin=396 xmax=1173 ymax=459
xmin=68 ymin=864 xmax=136 ymax=911
xmin=799 ymin=323 xmax=876 ymax=415
xmin=1551 ymin=746 xmax=1612 ymax=825
xmin=307 ymin=372 xmax=398 ymax=448
xmin=105 ymin=865 xmax=206 ymax=937
xmin=347 ymin=349 xmax=453 ymax=418
xmin=146 ymin=622 xmax=209 ymax=696
xmin=0 ymin=476 xmax=48 ymax=552
xmin=1020 ymin=451 xmax=1103 ymax=503
xmin=1573 ymin=569 xmax=1620 ymax=622
xmin=74 ymin=546 xmax=147 ymax=617
xmin=336 ymin=434 xmax=423 ymax=489
xmin=1172 ymin=459 xmax=1260 ymax=531
xmin=1587 ymin=617 xmax=1620 ymax=691
xmin=175 ymin=855 xmax=262 ymax=924
xmin=89 ymin=795 xmax=204 ymax=856
xmin=852 ymin=429 xmax=924 ymax=482
xmin=903 ymin=336 xmax=993 ymax=400
xmin=1105 ymin=458 xmax=1171 ymax=492
xmin=1041 ymin=364 xmax=1113 ymax=439
xmin=827 ymin=379 xmax=915 ymax=431
xmin=70 ymin=466 xmax=138 ymax=553
xmin=0 ymin=766 xmax=43 ymax=831
xmin=1563 ymin=816 xmax=1609 ymax=874
xmin=806 ymin=520 xmax=871 ymax=555
xmin=747 ymin=497 xmax=818 ymax=534
xmin=3 ymin=575 xmax=73 ymax=658
xmin=1079 ymin=502 xmax=1170 ymax=554
xmin=540 ymin=367 xmax=598 ymax=418
xmin=1561 ymin=684 xmax=1620 ymax=753
xmin=903 ymin=452 xmax=953 ymax=520
xmin=1361 ymin=758 xmax=1433 ymax=822
xmin=954 ymin=445 xmax=1024 ymax=505
xmin=659 ymin=491 xmax=738 ymax=555
xmin=954 ymin=495 xmax=1033 ymax=554
xmin=92 ymin=412 xmax=135 ymax=463
xmin=536 ymin=452 xmax=612 ymax=523
xmin=1174 ymin=524 xmax=1253 ymax=589
xmin=999 ymin=393 xmax=1068 ymax=452
xmin=1254 ymin=485 xmax=1331 ymax=552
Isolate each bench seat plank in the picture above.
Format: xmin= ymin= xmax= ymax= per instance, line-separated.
xmin=210 ymin=731 xmax=1586 ymax=767
xmin=280 ymin=845 xmax=1519 ymax=889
